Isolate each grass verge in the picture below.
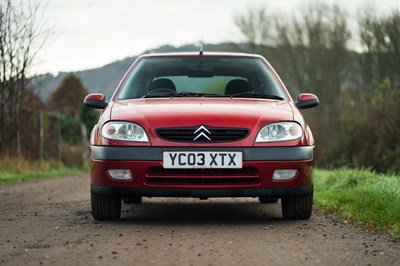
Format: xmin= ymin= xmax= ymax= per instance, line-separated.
xmin=0 ymin=167 xmax=87 ymax=184
xmin=0 ymin=157 xmax=87 ymax=184
xmin=314 ymin=168 xmax=400 ymax=238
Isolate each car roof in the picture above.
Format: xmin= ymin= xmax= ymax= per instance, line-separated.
xmin=138 ymin=52 xmax=263 ymax=59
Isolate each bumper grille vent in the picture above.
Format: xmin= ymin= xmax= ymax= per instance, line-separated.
xmin=145 ymin=167 xmax=260 ymax=186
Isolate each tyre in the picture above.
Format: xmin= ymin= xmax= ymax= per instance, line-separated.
xmin=259 ymin=197 xmax=279 ymax=204
xmin=281 ymin=193 xmax=313 ymax=220
xmin=91 ymin=193 xmax=121 ymax=221
xmin=123 ymin=196 xmax=142 ymax=204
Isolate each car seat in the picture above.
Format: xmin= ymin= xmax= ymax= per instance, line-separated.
xmin=149 ymin=78 xmax=176 ymax=92
xmin=225 ymin=79 xmax=252 ymax=95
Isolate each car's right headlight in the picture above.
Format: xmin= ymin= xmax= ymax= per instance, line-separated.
xmin=102 ymin=121 xmax=149 ymax=142
xmin=255 ymin=122 xmax=302 ymax=143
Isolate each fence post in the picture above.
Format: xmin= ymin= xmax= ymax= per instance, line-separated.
xmin=16 ymin=104 xmax=20 ymax=159
xmin=80 ymin=123 xmax=88 ymax=168
xmin=39 ymin=111 xmax=44 ymax=163
xmin=56 ymin=114 xmax=61 ymax=162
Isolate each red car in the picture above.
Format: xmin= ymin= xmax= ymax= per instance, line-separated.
xmin=84 ymin=52 xmax=319 ymax=221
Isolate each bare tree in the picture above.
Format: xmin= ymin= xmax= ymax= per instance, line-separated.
xmin=0 ymin=0 xmax=48 ymax=156
xmin=234 ymin=3 xmax=273 ymax=47
xmin=359 ymin=10 xmax=400 ymax=87
xmin=235 ymin=2 xmax=352 ymax=97
xmin=274 ymin=2 xmax=351 ymax=96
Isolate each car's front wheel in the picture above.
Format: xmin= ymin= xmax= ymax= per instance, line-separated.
xmin=91 ymin=193 xmax=121 ymax=221
xmin=281 ymin=193 xmax=313 ymax=219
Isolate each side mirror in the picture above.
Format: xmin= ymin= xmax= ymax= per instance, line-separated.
xmin=83 ymin=93 xmax=108 ymax=109
xmin=295 ymin=93 xmax=319 ymax=109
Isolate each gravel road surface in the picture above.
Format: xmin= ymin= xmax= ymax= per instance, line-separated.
xmin=0 ymin=173 xmax=399 ymax=265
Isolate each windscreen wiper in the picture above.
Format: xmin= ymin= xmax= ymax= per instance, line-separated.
xmin=142 ymin=92 xmax=227 ymax=98
xmin=174 ymin=92 xmax=228 ymax=97
xmin=142 ymin=94 xmax=174 ymax=98
xmin=229 ymin=92 xmax=284 ymax=100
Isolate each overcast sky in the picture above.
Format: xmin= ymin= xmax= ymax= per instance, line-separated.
xmin=33 ymin=0 xmax=400 ymax=75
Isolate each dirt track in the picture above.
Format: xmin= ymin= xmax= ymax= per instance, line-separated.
xmin=0 ymin=173 xmax=399 ymax=265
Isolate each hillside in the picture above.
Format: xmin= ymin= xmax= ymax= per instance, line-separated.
xmin=34 ymin=43 xmax=249 ymax=101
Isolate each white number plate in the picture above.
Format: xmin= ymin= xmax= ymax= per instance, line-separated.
xmin=163 ymin=151 xmax=242 ymax=169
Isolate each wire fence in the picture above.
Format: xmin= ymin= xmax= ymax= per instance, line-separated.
xmin=0 ymin=101 xmax=87 ymax=166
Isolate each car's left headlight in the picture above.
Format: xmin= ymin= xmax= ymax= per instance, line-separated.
xmin=255 ymin=122 xmax=302 ymax=143
xmin=102 ymin=121 xmax=149 ymax=142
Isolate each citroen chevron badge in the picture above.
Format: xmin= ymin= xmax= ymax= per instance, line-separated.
xmin=193 ymin=125 xmax=211 ymax=141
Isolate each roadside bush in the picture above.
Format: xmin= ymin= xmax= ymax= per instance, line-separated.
xmin=328 ymin=79 xmax=400 ymax=174
xmin=61 ymin=143 xmax=84 ymax=167
xmin=361 ymin=79 xmax=400 ymax=173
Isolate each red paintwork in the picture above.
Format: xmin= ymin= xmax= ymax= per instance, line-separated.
xmin=298 ymin=93 xmax=318 ymax=102
xmin=89 ymin=52 xmax=316 ymax=192
xmin=85 ymin=93 xmax=105 ymax=101
xmin=94 ymin=98 xmax=311 ymax=147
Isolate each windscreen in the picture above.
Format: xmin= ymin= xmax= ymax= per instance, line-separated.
xmin=115 ymin=56 xmax=288 ymax=100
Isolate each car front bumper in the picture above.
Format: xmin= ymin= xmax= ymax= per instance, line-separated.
xmin=90 ymin=146 xmax=314 ymax=197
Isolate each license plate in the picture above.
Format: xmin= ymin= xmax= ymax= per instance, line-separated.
xmin=163 ymin=151 xmax=242 ymax=169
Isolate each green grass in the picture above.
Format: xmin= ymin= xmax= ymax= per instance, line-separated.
xmin=0 ymin=167 xmax=87 ymax=184
xmin=0 ymin=156 xmax=87 ymax=184
xmin=314 ymin=168 xmax=400 ymax=238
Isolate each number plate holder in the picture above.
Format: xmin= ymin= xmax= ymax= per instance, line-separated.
xmin=163 ymin=151 xmax=242 ymax=169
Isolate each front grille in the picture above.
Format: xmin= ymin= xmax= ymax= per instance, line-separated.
xmin=155 ymin=126 xmax=249 ymax=143
xmin=145 ymin=167 xmax=260 ymax=186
